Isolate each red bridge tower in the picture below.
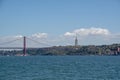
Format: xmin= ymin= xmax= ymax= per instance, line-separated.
xmin=23 ymin=36 xmax=26 ymax=56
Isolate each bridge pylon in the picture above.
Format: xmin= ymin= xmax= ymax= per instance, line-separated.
xmin=23 ymin=36 xmax=26 ymax=56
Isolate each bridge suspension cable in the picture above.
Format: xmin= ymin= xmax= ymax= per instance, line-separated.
xmin=0 ymin=38 xmax=22 ymax=45
xmin=26 ymin=37 xmax=52 ymax=47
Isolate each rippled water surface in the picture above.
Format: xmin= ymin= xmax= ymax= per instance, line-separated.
xmin=0 ymin=56 xmax=120 ymax=80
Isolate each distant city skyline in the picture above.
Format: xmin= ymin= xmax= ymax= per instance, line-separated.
xmin=0 ymin=0 xmax=120 ymax=46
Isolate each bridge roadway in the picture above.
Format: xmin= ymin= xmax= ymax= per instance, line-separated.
xmin=0 ymin=47 xmax=40 ymax=49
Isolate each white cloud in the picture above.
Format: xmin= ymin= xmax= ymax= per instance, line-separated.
xmin=31 ymin=33 xmax=48 ymax=38
xmin=62 ymin=27 xmax=120 ymax=45
xmin=64 ymin=27 xmax=110 ymax=37
xmin=14 ymin=35 xmax=23 ymax=38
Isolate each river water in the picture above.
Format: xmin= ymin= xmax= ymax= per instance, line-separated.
xmin=0 ymin=56 xmax=120 ymax=80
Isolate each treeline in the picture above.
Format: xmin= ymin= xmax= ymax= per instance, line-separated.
xmin=0 ymin=44 xmax=120 ymax=56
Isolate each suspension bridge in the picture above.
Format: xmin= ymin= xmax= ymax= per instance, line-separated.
xmin=0 ymin=36 xmax=51 ymax=56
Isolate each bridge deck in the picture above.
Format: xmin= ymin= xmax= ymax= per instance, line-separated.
xmin=0 ymin=47 xmax=41 ymax=49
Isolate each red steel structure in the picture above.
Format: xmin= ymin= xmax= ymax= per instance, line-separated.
xmin=23 ymin=36 xmax=26 ymax=56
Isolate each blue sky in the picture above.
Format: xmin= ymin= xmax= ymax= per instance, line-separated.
xmin=0 ymin=0 xmax=120 ymax=46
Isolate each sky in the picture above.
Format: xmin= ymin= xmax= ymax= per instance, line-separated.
xmin=0 ymin=0 xmax=120 ymax=47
